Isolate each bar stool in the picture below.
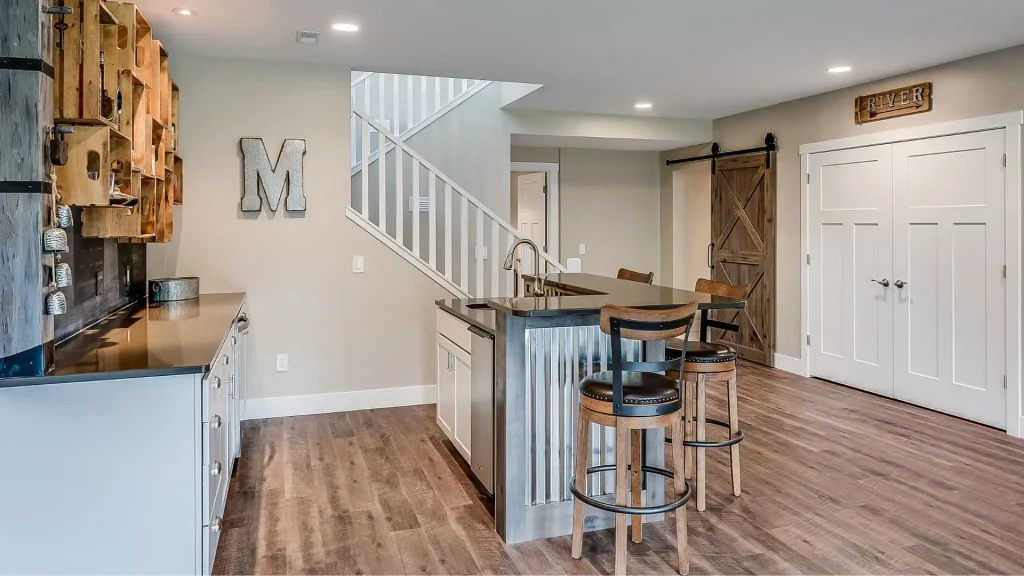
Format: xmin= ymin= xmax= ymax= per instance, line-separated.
xmin=570 ymin=302 xmax=698 ymax=576
xmin=666 ymin=278 xmax=747 ymax=511
xmin=616 ymin=268 xmax=655 ymax=284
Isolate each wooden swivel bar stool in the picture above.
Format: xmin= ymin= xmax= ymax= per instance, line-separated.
xmin=570 ymin=302 xmax=698 ymax=576
xmin=666 ymin=278 xmax=747 ymax=511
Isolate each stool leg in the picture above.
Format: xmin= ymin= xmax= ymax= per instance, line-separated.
xmin=696 ymin=373 xmax=707 ymax=512
xmin=571 ymin=409 xmax=590 ymax=559
xmin=727 ymin=372 xmax=741 ymax=497
xmin=615 ymin=420 xmax=629 ymax=576
xmin=630 ymin=429 xmax=643 ymax=543
xmin=683 ymin=377 xmax=693 ymax=480
xmin=670 ymin=416 xmax=689 ymax=575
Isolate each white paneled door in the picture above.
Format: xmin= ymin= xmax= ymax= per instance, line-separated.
xmin=808 ymin=129 xmax=1007 ymax=428
xmin=809 ymin=145 xmax=894 ymax=397
xmin=516 ymin=172 xmax=547 ymax=295
xmin=892 ymin=131 xmax=1006 ymax=428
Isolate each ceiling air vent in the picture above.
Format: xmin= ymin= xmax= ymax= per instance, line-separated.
xmin=296 ymin=30 xmax=320 ymax=44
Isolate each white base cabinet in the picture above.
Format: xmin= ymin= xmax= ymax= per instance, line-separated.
xmin=436 ymin=309 xmax=473 ymax=462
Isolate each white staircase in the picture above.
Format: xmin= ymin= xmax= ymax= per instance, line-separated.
xmin=350 ymin=72 xmax=491 ymax=174
xmin=348 ymin=101 xmax=565 ymax=298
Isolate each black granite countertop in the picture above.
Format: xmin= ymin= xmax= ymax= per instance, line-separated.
xmin=435 ymin=298 xmax=497 ymax=335
xmin=487 ymin=273 xmax=744 ymax=317
xmin=0 ymin=293 xmax=246 ymax=388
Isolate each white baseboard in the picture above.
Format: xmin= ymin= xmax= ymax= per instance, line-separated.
xmin=773 ymin=353 xmax=808 ymax=377
xmin=1015 ymin=416 xmax=1024 ymax=439
xmin=243 ymin=385 xmax=436 ymax=420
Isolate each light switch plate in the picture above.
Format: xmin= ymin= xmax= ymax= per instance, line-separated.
xmin=276 ymin=354 xmax=289 ymax=372
xmin=578 ymin=243 xmax=586 ymax=255
xmin=475 ymin=245 xmax=488 ymax=260
xmin=353 ymin=255 xmax=365 ymax=273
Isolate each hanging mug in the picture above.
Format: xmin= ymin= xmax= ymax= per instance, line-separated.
xmin=42 ymin=227 xmax=69 ymax=253
xmin=45 ymin=290 xmax=68 ymax=316
xmin=54 ymin=262 xmax=73 ymax=288
xmin=55 ymin=204 xmax=73 ymax=229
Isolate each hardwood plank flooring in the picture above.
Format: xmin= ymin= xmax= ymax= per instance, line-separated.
xmin=215 ymin=362 xmax=1024 ymax=575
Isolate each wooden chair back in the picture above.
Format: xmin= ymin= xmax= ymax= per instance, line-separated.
xmin=600 ymin=302 xmax=698 ymax=342
xmin=695 ymin=278 xmax=747 ymax=300
xmin=617 ymin=268 xmax=654 ymax=284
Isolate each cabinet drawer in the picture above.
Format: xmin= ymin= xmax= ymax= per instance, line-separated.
xmin=437 ymin=309 xmax=471 ymax=353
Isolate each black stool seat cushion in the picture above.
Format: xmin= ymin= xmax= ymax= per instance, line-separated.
xmin=665 ymin=340 xmax=737 ymax=363
xmin=579 ymin=371 xmax=679 ymax=404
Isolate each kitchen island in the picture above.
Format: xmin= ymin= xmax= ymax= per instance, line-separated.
xmin=0 ymin=294 xmax=251 ymax=575
xmin=436 ymin=273 xmax=743 ymax=544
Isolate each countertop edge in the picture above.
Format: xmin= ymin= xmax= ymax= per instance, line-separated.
xmin=435 ymin=299 xmax=496 ymax=335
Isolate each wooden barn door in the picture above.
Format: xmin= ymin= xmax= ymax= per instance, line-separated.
xmin=710 ymin=153 xmax=776 ymax=365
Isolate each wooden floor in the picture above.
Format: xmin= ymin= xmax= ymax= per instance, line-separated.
xmin=214 ymin=362 xmax=1024 ymax=575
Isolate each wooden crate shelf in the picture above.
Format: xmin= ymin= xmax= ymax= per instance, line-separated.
xmin=57 ymin=1 xmax=182 ymax=242
xmin=53 ymin=0 xmax=121 ymax=124
xmin=55 ymin=125 xmax=132 ymax=207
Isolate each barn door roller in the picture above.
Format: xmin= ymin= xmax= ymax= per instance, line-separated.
xmin=666 ymin=133 xmax=777 ymax=174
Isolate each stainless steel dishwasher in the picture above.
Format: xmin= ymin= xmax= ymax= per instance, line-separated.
xmin=468 ymin=324 xmax=494 ymax=495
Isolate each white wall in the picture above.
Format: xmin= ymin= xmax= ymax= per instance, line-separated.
xmin=149 ymin=56 xmax=449 ymax=405
xmin=559 ymin=148 xmax=662 ymax=279
xmin=672 ymin=161 xmax=712 ymax=290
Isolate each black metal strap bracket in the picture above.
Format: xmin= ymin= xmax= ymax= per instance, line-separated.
xmin=0 ymin=57 xmax=55 ymax=79
xmin=0 ymin=181 xmax=54 ymax=195
xmin=666 ymin=133 xmax=778 ymax=174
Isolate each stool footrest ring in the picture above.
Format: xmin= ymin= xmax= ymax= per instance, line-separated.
xmin=569 ymin=464 xmax=692 ymax=515
xmin=667 ymin=417 xmax=744 ymax=448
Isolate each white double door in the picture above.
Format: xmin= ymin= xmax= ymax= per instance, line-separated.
xmin=809 ymin=130 xmax=1006 ymax=427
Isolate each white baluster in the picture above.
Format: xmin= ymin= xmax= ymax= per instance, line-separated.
xmin=378 ymin=73 xmax=387 ymax=131
xmin=461 ymin=78 xmax=468 ymax=95
xmin=407 ymin=76 xmax=414 ymax=136
xmin=444 ymin=183 xmax=453 ymax=281
xmin=505 ymin=231 xmax=515 ymax=296
xmin=364 ymin=76 xmax=371 ymax=141
xmin=460 ymin=194 xmax=468 ymax=292
xmin=491 ymin=219 xmax=500 ymax=297
xmin=475 ymin=210 xmax=484 ymax=297
xmin=420 ymin=76 xmax=427 ymax=123
xmin=395 ymin=148 xmax=404 ymax=246
xmin=393 ymin=74 xmax=400 ymax=137
xmin=447 ymin=77 xmax=455 ymax=106
xmin=361 ymin=118 xmax=369 ymax=218
xmin=412 ymin=160 xmax=421 ymax=259
xmin=378 ymin=128 xmax=386 ymax=230
xmin=434 ymin=77 xmax=441 ymax=113
xmin=428 ymin=174 xmax=437 ymax=268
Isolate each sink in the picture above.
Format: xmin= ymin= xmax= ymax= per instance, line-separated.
xmin=465 ymin=302 xmax=493 ymax=310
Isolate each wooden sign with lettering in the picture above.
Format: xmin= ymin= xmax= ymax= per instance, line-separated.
xmin=854 ymin=82 xmax=932 ymax=124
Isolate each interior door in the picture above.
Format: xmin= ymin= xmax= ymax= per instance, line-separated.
xmin=516 ymin=172 xmax=546 ymax=295
xmin=710 ymin=154 xmax=776 ymax=365
xmin=808 ymin=145 xmax=894 ymax=396
xmin=892 ymin=130 xmax=1006 ymax=428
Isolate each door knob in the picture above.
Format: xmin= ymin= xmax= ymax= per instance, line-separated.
xmin=871 ymin=278 xmax=890 ymax=288
xmin=894 ymin=280 xmax=907 ymax=289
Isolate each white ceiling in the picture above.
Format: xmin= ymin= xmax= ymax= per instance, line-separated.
xmin=138 ymin=0 xmax=1024 ymax=119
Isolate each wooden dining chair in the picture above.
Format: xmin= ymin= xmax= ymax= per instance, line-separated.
xmin=617 ymin=268 xmax=654 ymax=284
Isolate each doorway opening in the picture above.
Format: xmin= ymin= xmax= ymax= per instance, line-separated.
xmin=510 ymin=162 xmax=559 ymax=296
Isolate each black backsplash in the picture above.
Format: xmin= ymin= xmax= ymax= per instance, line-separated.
xmin=53 ymin=208 xmax=147 ymax=342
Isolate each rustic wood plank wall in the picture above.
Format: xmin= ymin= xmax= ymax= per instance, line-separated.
xmin=0 ymin=0 xmax=55 ymax=376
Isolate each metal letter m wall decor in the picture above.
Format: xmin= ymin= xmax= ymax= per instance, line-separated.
xmin=240 ymin=138 xmax=307 ymax=212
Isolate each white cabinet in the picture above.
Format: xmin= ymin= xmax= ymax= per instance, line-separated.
xmin=436 ymin=309 xmax=473 ymax=463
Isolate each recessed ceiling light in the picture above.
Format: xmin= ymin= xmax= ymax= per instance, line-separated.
xmin=635 ymin=102 xmax=653 ymax=110
xmin=331 ymin=22 xmax=360 ymax=32
xmin=172 ymin=7 xmax=195 ymax=16
xmin=827 ymin=66 xmax=852 ymax=74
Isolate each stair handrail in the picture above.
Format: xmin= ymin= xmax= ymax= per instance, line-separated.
xmin=352 ymin=107 xmax=567 ymax=274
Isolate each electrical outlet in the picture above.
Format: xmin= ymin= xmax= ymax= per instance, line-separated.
xmin=353 ymin=255 xmax=365 ymax=274
xmin=476 ymin=245 xmax=488 ymax=260
xmin=276 ymin=354 xmax=289 ymax=372
xmin=578 ymin=243 xmax=586 ymax=255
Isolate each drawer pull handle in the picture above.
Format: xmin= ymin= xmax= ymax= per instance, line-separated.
xmin=211 ymin=415 xmax=222 ymax=429
xmin=211 ymin=376 xmax=222 ymax=390
xmin=211 ymin=517 xmax=223 ymax=533
xmin=211 ymin=461 xmax=222 ymax=476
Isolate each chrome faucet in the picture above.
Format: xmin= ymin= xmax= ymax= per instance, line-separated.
xmin=503 ymin=238 xmax=545 ymax=297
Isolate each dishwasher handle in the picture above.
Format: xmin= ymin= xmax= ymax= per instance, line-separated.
xmin=467 ymin=325 xmax=494 ymax=339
